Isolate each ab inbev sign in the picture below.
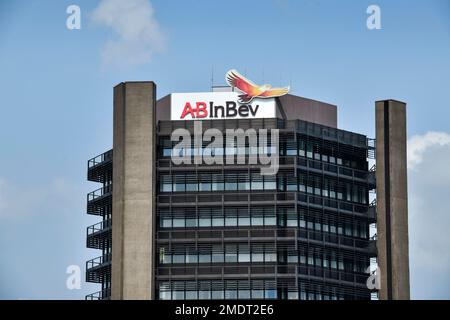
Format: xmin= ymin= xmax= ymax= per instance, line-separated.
xmin=170 ymin=69 xmax=290 ymax=120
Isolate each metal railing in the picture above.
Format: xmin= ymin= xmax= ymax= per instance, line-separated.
xmin=85 ymin=288 xmax=111 ymax=300
xmin=88 ymin=150 xmax=113 ymax=169
xmin=87 ymin=219 xmax=112 ymax=236
xmin=87 ymin=185 xmax=112 ymax=202
xmin=86 ymin=253 xmax=112 ymax=270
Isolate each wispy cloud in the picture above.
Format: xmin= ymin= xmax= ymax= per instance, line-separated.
xmin=407 ymin=131 xmax=450 ymax=299
xmin=91 ymin=0 xmax=166 ymax=67
xmin=408 ymin=131 xmax=450 ymax=170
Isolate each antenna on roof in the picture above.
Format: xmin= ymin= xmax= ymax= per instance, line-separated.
xmin=210 ymin=65 xmax=214 ymax=91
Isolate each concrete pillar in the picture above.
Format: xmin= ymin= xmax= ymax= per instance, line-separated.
xmin=111 ymin=82 xmax=156 ymax=300
xmin=375 ymin=100 xmax=410 ymax=300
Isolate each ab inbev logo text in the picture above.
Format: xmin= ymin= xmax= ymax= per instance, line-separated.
xmin=171 ymin=69 xmax=290 ymax=121
xmin=170 ymin=69 xmax=287 ymax=175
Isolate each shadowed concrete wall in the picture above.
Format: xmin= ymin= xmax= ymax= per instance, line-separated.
xmin=376 ymin=100 xmax=410 ymax=300
xmin=111 ymin=82 xmax=156 ymax=300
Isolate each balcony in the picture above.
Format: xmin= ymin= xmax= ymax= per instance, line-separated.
xmin=87 ymin=185 xmax=112 ymax=215
xmin=86 ymin=254 xmax=112 ymax=283
xmin=86 ymin=219 xmax=112 ymax=249
xmin=87 ymin=149 xmax=112 ymax=183
xmin=85 ymin=288 xmax=111 ymax=300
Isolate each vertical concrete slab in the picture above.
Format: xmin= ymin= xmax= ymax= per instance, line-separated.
xmin=375 ymin=100 xmax=410 ymax=300
xmin=111 ymin=82 xmax=156 ymax=300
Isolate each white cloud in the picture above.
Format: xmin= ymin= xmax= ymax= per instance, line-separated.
xmin=407 ymin=131 xmax=450 ymax=299
xmin=408 ymin=131 xmax=450 ymax=169
xmin=91 ymin=0 xmax=166 ymax=67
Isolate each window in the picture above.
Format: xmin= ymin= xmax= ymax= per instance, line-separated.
xmin=161 ymin=217 xmax=172 ymax=228
xmin=264 ymin=175 xmax=276 ymax=190
xmin=173 ymin=291 xmax=184 ymax=300
xmin=199 ymin=253 xmax=211 ymax=263
xmin=186 ymin=253 xmax=198 ymax=264
xmin=173 ymin=175 xmax=185 ymax=192
xmin=238 ymin=213 xmax=250 ymax=226
xmin=160 ymin=175 xmax=172 ymax=192
xmin=265 ymin=289 xmax=277 ymax=299
xmin=238 ymin=245 xmax=250 ymax=263
xmin=225 ymin=245 xmax=237 ymax=262
xmin=252 ymin=290 xmax=264 ymax=299
xmin=225 ymin=290 xmax=237 ymax=299
xmin=199 ymin=215 xmax=211 ymax=227
xmin=199 ymin=290 xmax=211 ymax=300
xmin=186 ymin=291 xmax=198 ymax=300
xmin=212 ymin=216 xmax=224 ymax=227
xmin=212 ymin=290 xmax=224 ymax=299
xmin=251 ymin=173 xmax=264 ymax=190
xmin=265 ymin=252 xmax=276 ymax=262
xmin=251 ymin=214 xmax=264 ymax=226
xmin=212 ymin=174 xmax=223 ymax=191
xmin=252 ymin=252 xmax=264 ymax=262
xmin=288 ymin=291 xmax=299 ymax=300
xmin=173 ymin=254 xmax=185 ymax=264
xmin=186 ymin=217 xmax=197 ymax=228
xmin=173 ymin=218 xmax=185 ymax=228
xmin=238 ymin=290 xmax=251 ymax=299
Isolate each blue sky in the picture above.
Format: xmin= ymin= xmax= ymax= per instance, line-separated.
xmin=0 ymin=0 xmax=449 ymax=299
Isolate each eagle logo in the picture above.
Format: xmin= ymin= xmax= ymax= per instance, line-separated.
xmin=226 ymin=69 xmax=290 ymax=103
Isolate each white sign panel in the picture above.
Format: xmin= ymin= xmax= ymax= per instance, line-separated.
xmin=170 ymin=92 xmax=276 ymax=121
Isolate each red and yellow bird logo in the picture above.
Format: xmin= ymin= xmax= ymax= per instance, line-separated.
xmin=226 ymin=69 xmax=290 ymax=103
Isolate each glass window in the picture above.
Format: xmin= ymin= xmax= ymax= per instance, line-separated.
xmin=199 ymin=215 xmax=211 ymax=227
xmin=265 ymin=215 xmax=276 ymax=226
xmin=199 ymin=253 xmax=211 ymax=263
xmin=238 ymin=173 xmax=250 ymax=190
xmin=173 ymin=218 xmax=185 ymax=228
xmin=225 ymin=290 xmax=237 ymax=299
xmin=212 ymin=174 xmax=223 ymax=191
xmin=173 ymin=291 xmax=184 ymax=300
xmin=185 ymin=176 xmax=198 ymax=192
xmin=159 ymin=290 xmax=171 ymax=300
xmin=186 ymin=217 xmax=197 ymax=228
xmin=288 ymin=291 xmax=299 ymax=300
xmin=287 ymin=215 xmax=297 ymax=227
xmin=199 ymin=174 xmax=211 ymax=191
xmin=265 ymin=289 xmax=277 ymax=299
xmin=252 ymin=252 xmax=264 ymax=262
xmin=160 ymin=176 xmax=172 ymax=192
xmin=186 ymin=253 xmax=198 ymax=264
xmin=238 ymin=214 xmax=250 ymax=226
xmin=225 ymin=215 xmax=237 ymax=226
xmin=251 ymin=173 xmax=264 ymax=190
xmin=264 ymin=176 xmax=277 ymax=190
xmin=252 ymin=290 xmax=264 ymax=299
xmin=251 ymin=215 xmax=264 ymax=226
xmin=265 ymin=252 xmax=276 ymax=262
xmin=238 ymin=245 xmax=250 ymax=263
xmin=225 ymin=245 xmax=237 ymax=262
xmin=161 ymin=217 xmax=172 ymax=228
xmin=238 ymin=290 xmax=251 ymax=299
xmin=186 ymin=291 xmax=198 ymax=300
xmin=212 ymin=290 xmax=224 ymax=299
xmin=225 ymin=174 xmax=238 ymax=191
xmin=212 ymin=216 xmax=224 ymax=227
xmin=287 ymin=255 xmax=298 ymax=263
xmin=199 ymin=290 xmax=211 ymax=300
xmin=173 ymin=254 xmax=185 ymax=264
xmin=212 ymin=252 xmax=224 ymax=263
xmin=173 ymin=175 xmax=186 ymax=192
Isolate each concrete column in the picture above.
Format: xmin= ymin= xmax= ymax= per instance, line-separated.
xmin=375 ymin=100 xmax=410 ymax=300
xmin=111 ymin=82 xmax=156 ymax=300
